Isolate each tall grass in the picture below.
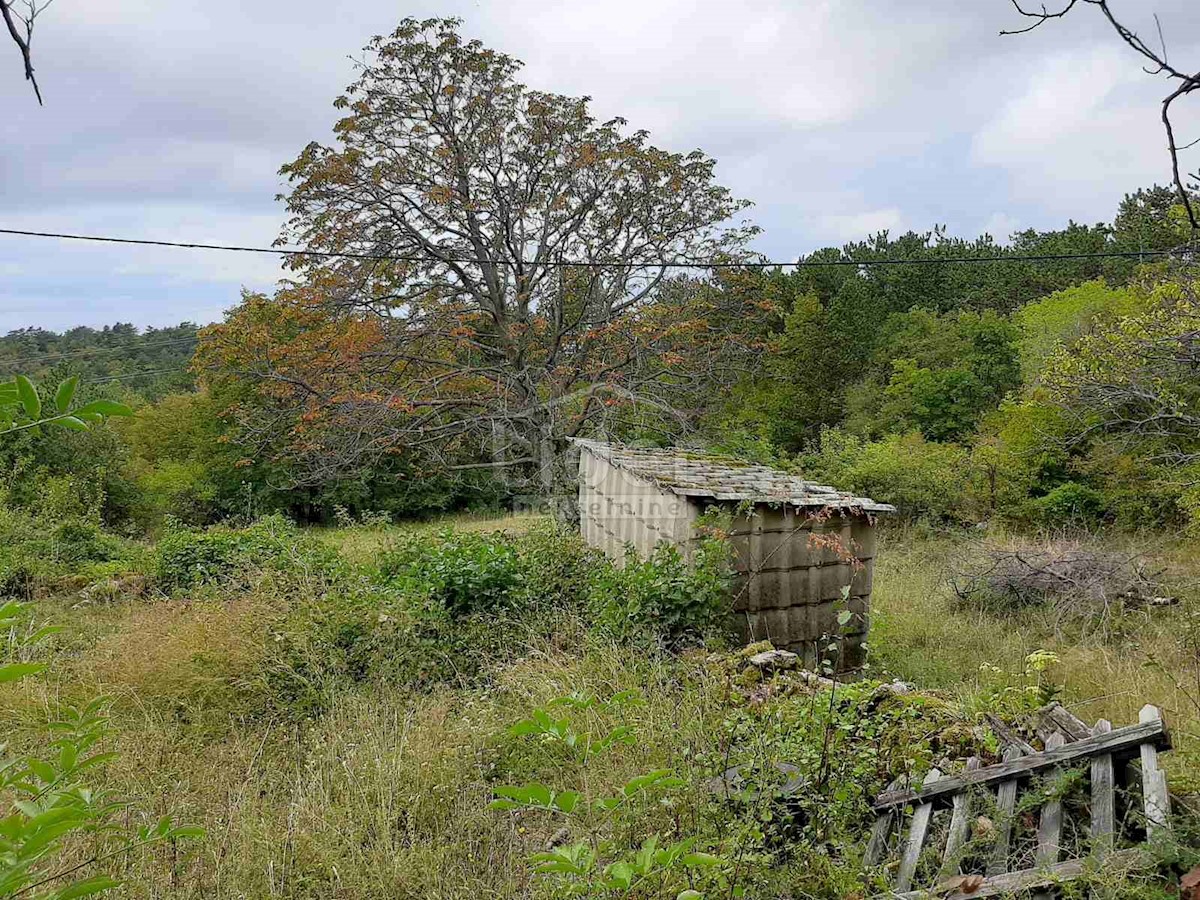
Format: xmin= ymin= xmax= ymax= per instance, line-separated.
xmin=871 ymin=526 xmax=1200 ymax=789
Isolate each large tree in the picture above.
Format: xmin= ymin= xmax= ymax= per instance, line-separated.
xmin=201 ymin=18 xmax=756 ymax=502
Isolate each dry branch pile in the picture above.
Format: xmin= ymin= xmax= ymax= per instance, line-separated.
xmin=950 ymin=540 xmax=1174 ymax=633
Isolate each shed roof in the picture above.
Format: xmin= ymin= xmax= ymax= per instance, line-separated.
xmin=573 ymin=439 xmax=895 ymax=513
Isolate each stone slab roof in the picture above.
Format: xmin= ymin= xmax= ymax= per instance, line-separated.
xmin=572 ymin=439 xmax=895 ymax=513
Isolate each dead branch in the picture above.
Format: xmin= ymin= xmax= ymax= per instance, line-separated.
xmin=1003 ymin=0 xmax=1200 ymax=232
xmin=2 ymin=0 xmax=50 ymax=104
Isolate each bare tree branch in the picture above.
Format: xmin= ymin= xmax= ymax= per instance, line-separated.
xmin=2 ymin=0 xmax=48 ymax=104
xmin=1003 ymin=0 xmax=1200 ymax=232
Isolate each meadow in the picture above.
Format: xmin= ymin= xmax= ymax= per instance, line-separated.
xmin=4 ymin=512 xmax=1198 ymax=899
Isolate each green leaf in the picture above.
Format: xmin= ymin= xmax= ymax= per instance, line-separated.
xmin=678 ymin=892 xmax=704 ymax=900
xmin=837 ymin=609 xmax=854 ymax=627
xmin=0 ymin=662 xmax=45 ymax=683
xmin=74 ymin=399 xmax=134 ymax=418
xmin=168 ymin=824 xmax=206 ymax=840
xmin=48 ymin=874 xmax=121 ymax=899
xmin=28 ymin=758 xmax=56 ymax=783
xmin=553 ymin=790 xmax=580 ymax=813
xmin=604 ymin=862 xmax=635 ymax=889
xmin=15 ymin=375 xmax=40 ymax=419
xmin=54 ymin=376 xmax=79 ymax=413
xmin=681 ymin=852 xmax=724 ymax=868
xmin=50 ymin=416 xmax=88 ymax=432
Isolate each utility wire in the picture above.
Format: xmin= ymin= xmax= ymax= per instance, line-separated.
xmin=0 ymin=335 xmax=199 ymax=368
xmin=0 ymin=226 xmax=1188 ymax=269
xmin=84 ymin=367 xmax=193 ymax=385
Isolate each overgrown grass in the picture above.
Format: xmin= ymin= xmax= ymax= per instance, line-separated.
xmin=4 ymin=515 xmax=1200 ymax=898
xmin=312 ymin=512 xmax=550 ymax=565
xmin=871 ymin=525 xmax=1200 ymax=789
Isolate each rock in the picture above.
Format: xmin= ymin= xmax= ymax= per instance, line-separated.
xmin=747 ymin=649 xmax=799 ymax=673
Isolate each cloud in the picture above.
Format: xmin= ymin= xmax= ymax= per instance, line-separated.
xmin=971 ymin=40 xmax=1200 ymax=217
xmin=2 ymin=0 xmax=1199 ymax=331
xmin=818 ymin=208 xmax=905 ymax=244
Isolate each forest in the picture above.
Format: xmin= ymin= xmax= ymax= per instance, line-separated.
xmin=4 ymin=13 xmax=1200 ymax=900
xmin=4 ymin=184 xmax=1194 ymax=534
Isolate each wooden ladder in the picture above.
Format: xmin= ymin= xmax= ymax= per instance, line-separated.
xmin=866 ymin=704 xmax=1171 ymax=899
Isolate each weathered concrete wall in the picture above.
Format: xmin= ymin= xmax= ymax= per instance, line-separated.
xmin=576 ymin=446 xmax=877 ymax=671
xmin=578 ymin=448 xmax=697 ymax=563
xmin=724 ymin=507 xmax=875 ymax=670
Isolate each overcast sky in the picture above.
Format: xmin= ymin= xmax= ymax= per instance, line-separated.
xmin=1 ymin=0 xmax=1197 ymax=332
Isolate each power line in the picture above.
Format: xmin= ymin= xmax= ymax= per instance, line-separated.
xmin=0 ymin=335 xmax=198 ymax=368
xmin=0 ymin=226 xmax=1187 ymax=269
xmin=84 ymin=367 xmax=192 ymax=385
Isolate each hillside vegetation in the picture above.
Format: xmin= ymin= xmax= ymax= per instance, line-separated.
xmin=0 ymin=507 xmax=1198 ymax=899
xmin=6 ymin=16 xmax=1200 ymax=899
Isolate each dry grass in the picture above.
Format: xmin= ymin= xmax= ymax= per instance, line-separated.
xmin=870 ymin=526 xmax=1200 ymax=789
xmin=5 ymin=586 xmax=726 ymax=898
xmin=6 ymin=521 xmax=1200 ymax=897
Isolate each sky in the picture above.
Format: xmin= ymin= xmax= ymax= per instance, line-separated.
xmin=1 ymin=0 xmax=1198 ymax=332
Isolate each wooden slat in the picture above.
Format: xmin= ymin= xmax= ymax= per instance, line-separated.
xmin=896 ymin=768 xmax=942 ymax=892
xmin=987 ymin=748 xmax=1022 ymax=876
xmin=864 ymin=775 xmax=908 ymax=867
xmin=874 ymin=717 xmax=1170 ymax=810
xmin=1090 ymin=719 xmax=1115 ymax=854
xmin=1036 ymin=733 xmax=1067 ymax=867
xmin=1138 ymin=705 xmax=1171 ymax=835
xmin=1036 ymin=702 xmax=1092 ymax=743
xmin=885 ymin=848 xmax=1150 ymax=900
xmin=986 ymin=713 xmax=1037 ymax=755
xmin=940 ymin=757 xmax=980 ymax=877
xmin=1032 ymin=732 xmax=1067 ymax=900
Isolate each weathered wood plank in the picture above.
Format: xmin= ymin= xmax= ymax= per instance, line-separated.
xmin=940 ymin=757 xmax=980 ymax=877
xmin=864 ymin=775 xmax=908 ymax=867
xmin=1036 ymin=733 xmax=1066 ymax=868
xmin=1036 ymin=702 xmax=1092 ymax=744
xmin=987 ymin=748 xmax=1022 ymax=876
xmin=1090 ymin=719 xmax=1115 ymax=855
xmin=986 ymin=713 xmax=1037 ymax=755
xmin=1138 ymin=704 xmax=1171 ymax=836
xmin=885 ymin=848 xmax=1151 ymax=900
xmin=874 ymin=717 xmax=1169 ymax=810
xmin=896 ymin=768 xmax=942 ymax=892
xmin=1032 ymin=733 xmax=1066 ymax=898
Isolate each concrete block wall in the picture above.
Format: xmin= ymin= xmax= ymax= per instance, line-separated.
xmin=577 ymin=447 xmax=879 ymax=671
xmin=724 ymin=508 xmax=876 ymax=670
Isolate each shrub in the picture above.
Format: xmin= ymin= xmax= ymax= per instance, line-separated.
xmin=376 ymin=529 xmax=523 ymax=616
xmin=0 ymin=503 xmax=143 ymax=598
xmin=154 ymin=513 xmax=340 ymax=592
xmin=512 ymin=522 xmax=601 ymax=610
xmin=588 ymin=539 xmax=733 ymax=643
xmin=802 ymin=428 xmax=975 ymax=522
xmin=1024 ymin=481 xmax=1107 ymax=527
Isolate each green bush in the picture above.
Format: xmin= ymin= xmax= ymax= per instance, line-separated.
xmin=154 ymin=513 xmax=339 ymax=592
xmin=512 ymin=523 xmax=601 ymax=610
xmin=0 ymin=502 xmax=142 ymax=597
xmin=376 ymin=529 xmax=524 ymax=616
xmin=588 ymin=539 xmax=732 ymax=643
xmin=1024 ymin=481 xmax=1107 ymax=527
xmin=802 ymin=428 xmax=975 ymax=522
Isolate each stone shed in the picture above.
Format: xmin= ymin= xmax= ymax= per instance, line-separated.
xmin=572 ymin=440 xmax=894 ymax=670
